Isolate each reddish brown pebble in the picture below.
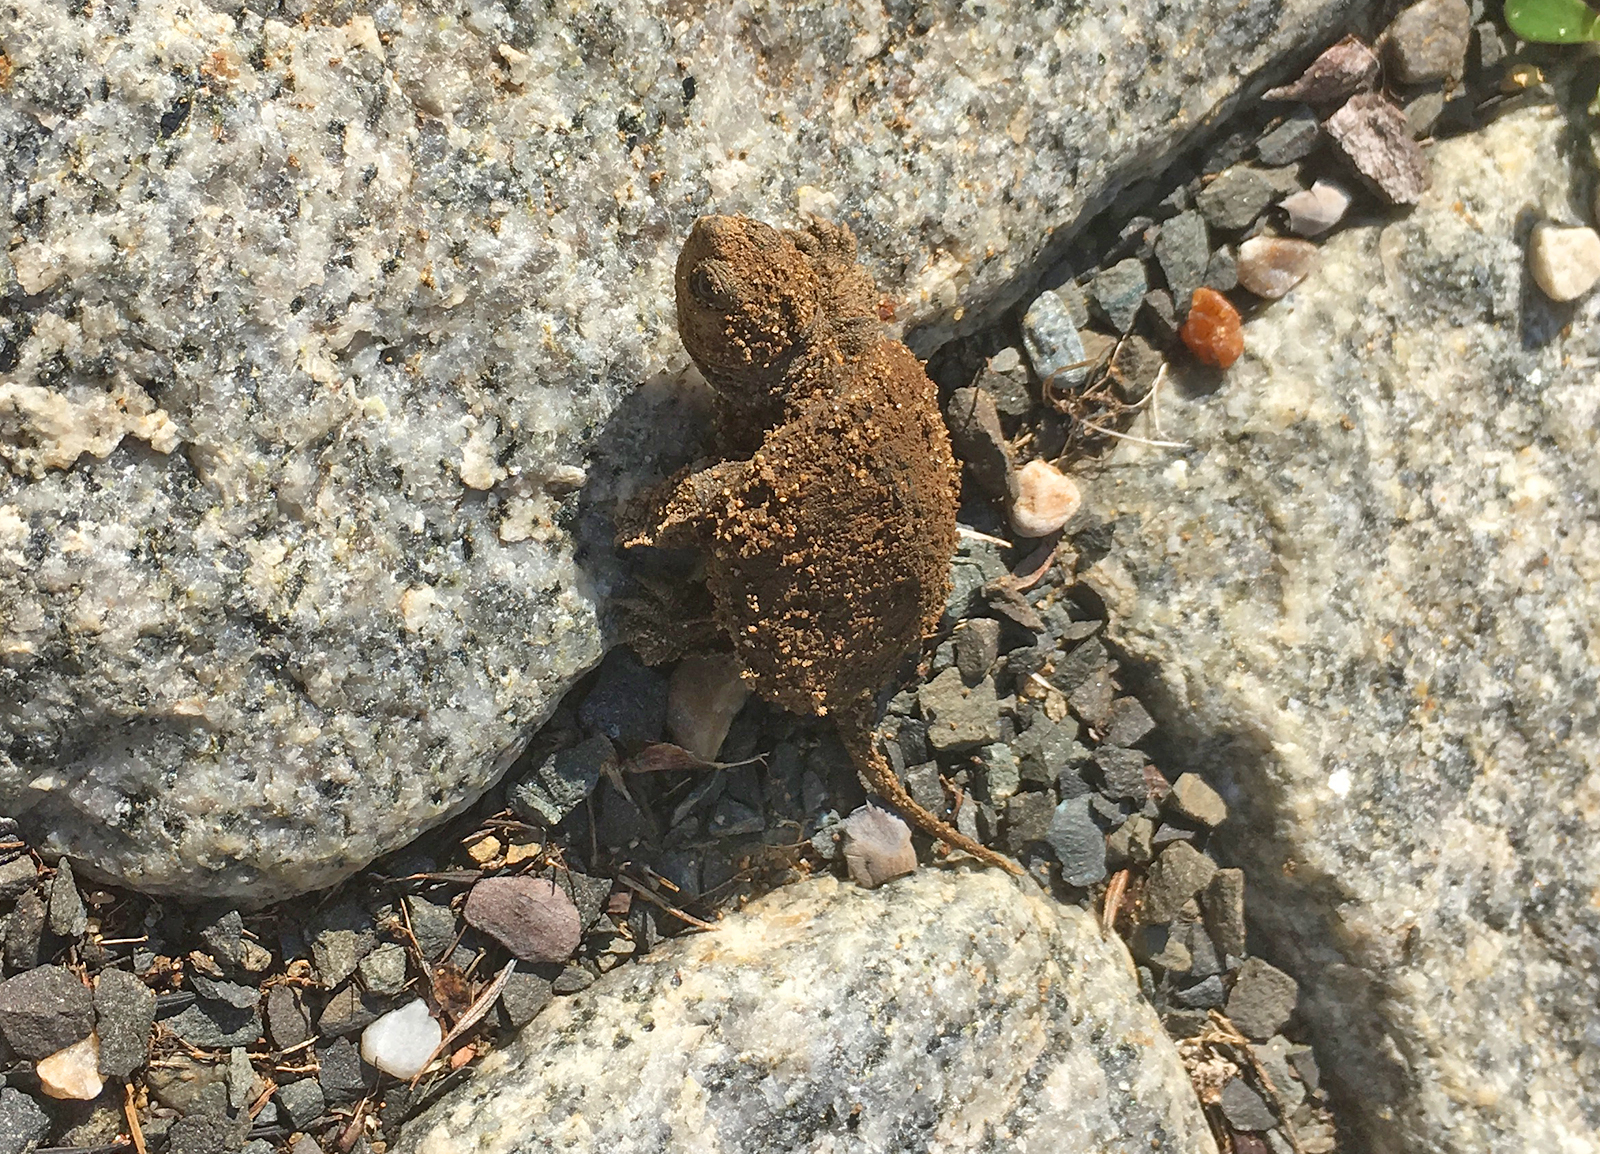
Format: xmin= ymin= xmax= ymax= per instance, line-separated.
xmin=1179 ymin=288 xmax=1243 ymax=369
xmin=462 ymin=876 xmax=581 ymax=963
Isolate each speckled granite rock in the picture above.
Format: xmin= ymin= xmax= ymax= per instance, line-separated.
xmin=0 ymin=0 xmax=1379 ymax=899
xmin=1084 ymin=104 xmax=1600 ymax=1154
xmin=396 ymin=868 xmax=1215 ymax=1154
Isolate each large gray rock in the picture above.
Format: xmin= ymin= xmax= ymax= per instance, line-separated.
xmin=1083 ymin=104 xmax=1600 ymax=1154
xmin=0 ymin=0 xmax=1378 ymax=899
xmin=396 ymin=868 xmax=1215 ymax=1154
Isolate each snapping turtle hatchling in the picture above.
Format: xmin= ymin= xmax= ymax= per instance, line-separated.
xmin=621 ymin=213 xmax=1020 ymax=876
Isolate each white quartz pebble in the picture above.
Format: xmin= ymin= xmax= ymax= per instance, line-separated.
xmin=37 ymin=1034 xmax=103 ymax=1101
xmin=1009 ymin=460 xmax=1081 ymax=538
xmin=1280 ymin=180 xmax=1351 ymax=237
xmin=1528 ymin=223 xmax=1600 ymax=302
xmin=360 ymin=999 xmax=442 ymax=1079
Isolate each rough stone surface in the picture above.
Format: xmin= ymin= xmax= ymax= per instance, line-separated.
xmin=508 ymin=736 xmax=614 ymax=827
xmin=0 ymin=0 xmax=1379 ymax=901
xmin=94 ymin=966 xmax=156 ymax=1079
xmin=1084 ymin=106 xmax=1600 ymax=1154
xmin=1154 ymin=212 xmax=1211 ymax=316
xmin=1046 ymin=796 xmax=1107 ymax=887
xmin=396 ymin=870 xmax=1215 ymax=1154
xmin=1383 ymin=0 xmax=1471 ymax=85
xmin=0 ymin=1087 xmax=49 ymax=1154
xmin=0 ymin=965 xmax=94 ymax=1060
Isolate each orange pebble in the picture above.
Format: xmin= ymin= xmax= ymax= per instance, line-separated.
xmin=1179 ymin=287 xmax=1243 ymax=368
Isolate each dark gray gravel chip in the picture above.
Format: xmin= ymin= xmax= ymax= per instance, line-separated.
xmin=1403 ymin=90 xmax=1446 ymax=139
xmin=945 ymin=387 xmax=1015 ymax=500
xmin=1066 ymin=670 xmax=1115 ymax=729
xmin=0 ymin=857 xmax=35 ymax=905
xmin=165 ymin=1000 xmax=262 ymax=1049
xmin=317 ymin=1036 xmax=372 ymax=1103
xmin=94 ymin=966 xmax=156 ymax=1078
xmin=954 ymin=618 xmax=1001 ymax=685
xmin=3 ymin=892 xmax=44 ymax=972
xmin=563 ymin=871 xmax=615 ymax=932
xmin=276 ymin=1076 xmax=327 ymax=1131
xmin=0 ymin=1086 xmax=49 ymax=1154
xmin=919 ymin=669 xmax=1001 ymax=752
xmin=975 ymin=743 xmax=1021 ymax=802
xmin=1203 ymin=246 xmax=1239 ymax=293
xmin=1051 ymin=638 xmax=1107 ymax=694
xmin=1012 ymin=719 xmax=1090 ymax=787
xmin=904 ymin=763 xmax=945 ymax=815
xmin=195 ymin=907 xmax=246 ymax=971
xmin=147 ymin=1055 xmax=232 ymax=1116
xmin=1143 ymin=842 xmax=1219 ymax=924
xmin=1291 ymin=1043 xmax=1322 ymax=1093
xmin=552 ymin=966 xmax=596 ymax=995
xmin=0 ymin=964 xmax=95 ymax=1059
xmin=1089 ymin=258 xmax=1149 ymax=333
xmin=164 ymin=1115 xmax=249 ymax=1154
xmin=510 ymin=735 xmax=615 ymax=826
xmin=578 ymin=647 xmax=669 ymax=745
xmin=596 ymin=781 xmax=655 ymax=849
xmin=1154 ymin=211 xmax=1209 ymax=306
xmin=1103 ymin=698 xmax=1155 ymax=747
xmin=976 ymin=366 xmax=1033 ymax=424
xmin=1227 ymin=958 xmax=1299 ymax=1039
xmin=1186 ymin=923 xmax=1225 ymax=980
xmin=403 ymin=895 xmax=460 ymax=965
xmin=191 ymin=975 xmax=260 ymax=1010
xmin=1094 ymin=747 xmax=1148 ymax=801
xmin=1057 ymin=765 xmax=1093 ymax=800
xmin=317 ymin=983 xmax=385 ymax=1037
xmin=290 ymin=1135 xmax=326 ymax=1154
xmin=1162 ymin=1009 xmax=1212 ymax=1037
xmin=1170 ymin=973 xmax=1227 ymax=1010
xmin=1255 ymin=106 xmax=1321 ymax=165
xmin=1151 ymin=823 xmax=1196 ymax=848
xmin=1046 ymin=797 xmax=1107 ymax=887
xmin=1002 ymin=791 xmax=1057 ymax=854
xmin=708 ymin=798 xmax=764 ymax=838
xmin=1142 ymin=288 xmax=1181 ymax=340
xmin=1196 ymin=166 xmax=1276 ymax=231
xmin=266 ymin=985 xmax=310 ymax=1051
xmin=46 ymin=859 xmax=86 ymax=939
xmin=356 ymin=941 xmax=408 ymax=996
xmin=1202 ymin=868 xmax=1248 ymax=959
xmin=1257 ymin=1035 xmax=1307 ymax=1113
xmin=1220 ymin=1077 xmax=1278 ymax=1131
xmin=496 ymin=969 xmax=554 ymax=1030
xmin=1106 ymin=813 xmax=1154 ymax=868
xmin=307 ymin=902 xmax=376 ymax=988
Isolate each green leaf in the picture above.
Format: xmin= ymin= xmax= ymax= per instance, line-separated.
xmin=1505 ymin=0 xmax=1600 ymax=42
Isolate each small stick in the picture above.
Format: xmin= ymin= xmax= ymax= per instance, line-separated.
xmin=614 ymin=873 xmax=718 ymax=931
xmin=956 ymin=525 xmax=1013 ymax=549
xmin=1102 ymin=869 xmax=1129 ymax=934
xmin=408 ymin=958 xmax=519 ymax=1090
xmin=1074 ymin=417 xmax=1191 ymax=450
xmin=123 ymin=1083 xmax=147 ymax=1154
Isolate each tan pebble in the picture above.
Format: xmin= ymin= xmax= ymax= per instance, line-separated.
xmin=1529 ymin=223 xmax=1600 ymax=302
xmin=1009 ymin=459 xmax=1080 ymax=538
xmin=464 ymin=834 xmax=503 ymax=865
xmin=1236 ymin=236 xmax=1319 ymax=300
xmin=37 ymin=1034 xmax=102 ymax=1101
xmin=840 ymin=805 xmax=918 ymax=888
xmin=666 ymin=652 xmax=750 ymax=761
xmin=503 ymin=839 xmax=542 ymax=866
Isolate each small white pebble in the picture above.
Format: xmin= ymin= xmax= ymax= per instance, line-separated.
xmin=840 ymin=806 xmax=918 ymax=889
xmin=37 ymin=1033 xmax=102 ymax=1101
xmin=1528 ymin=222 xmax=1600 ymax=302
xmin=1328 ymin=768 xmax=1352 ymax=797
xmin=360 ymin=999 xmax=442 ymax=1080
xmin=987 ymin=346 xmax=1022 ymax=374
xmin=1009 ymin=459 xmax=1081 ymax=538
xmin=1280 ymin=180 xmax=1351 ymax=237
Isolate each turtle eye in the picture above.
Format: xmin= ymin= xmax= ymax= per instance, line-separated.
xmin=688 ymin=260 xmax=739 ymax=310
